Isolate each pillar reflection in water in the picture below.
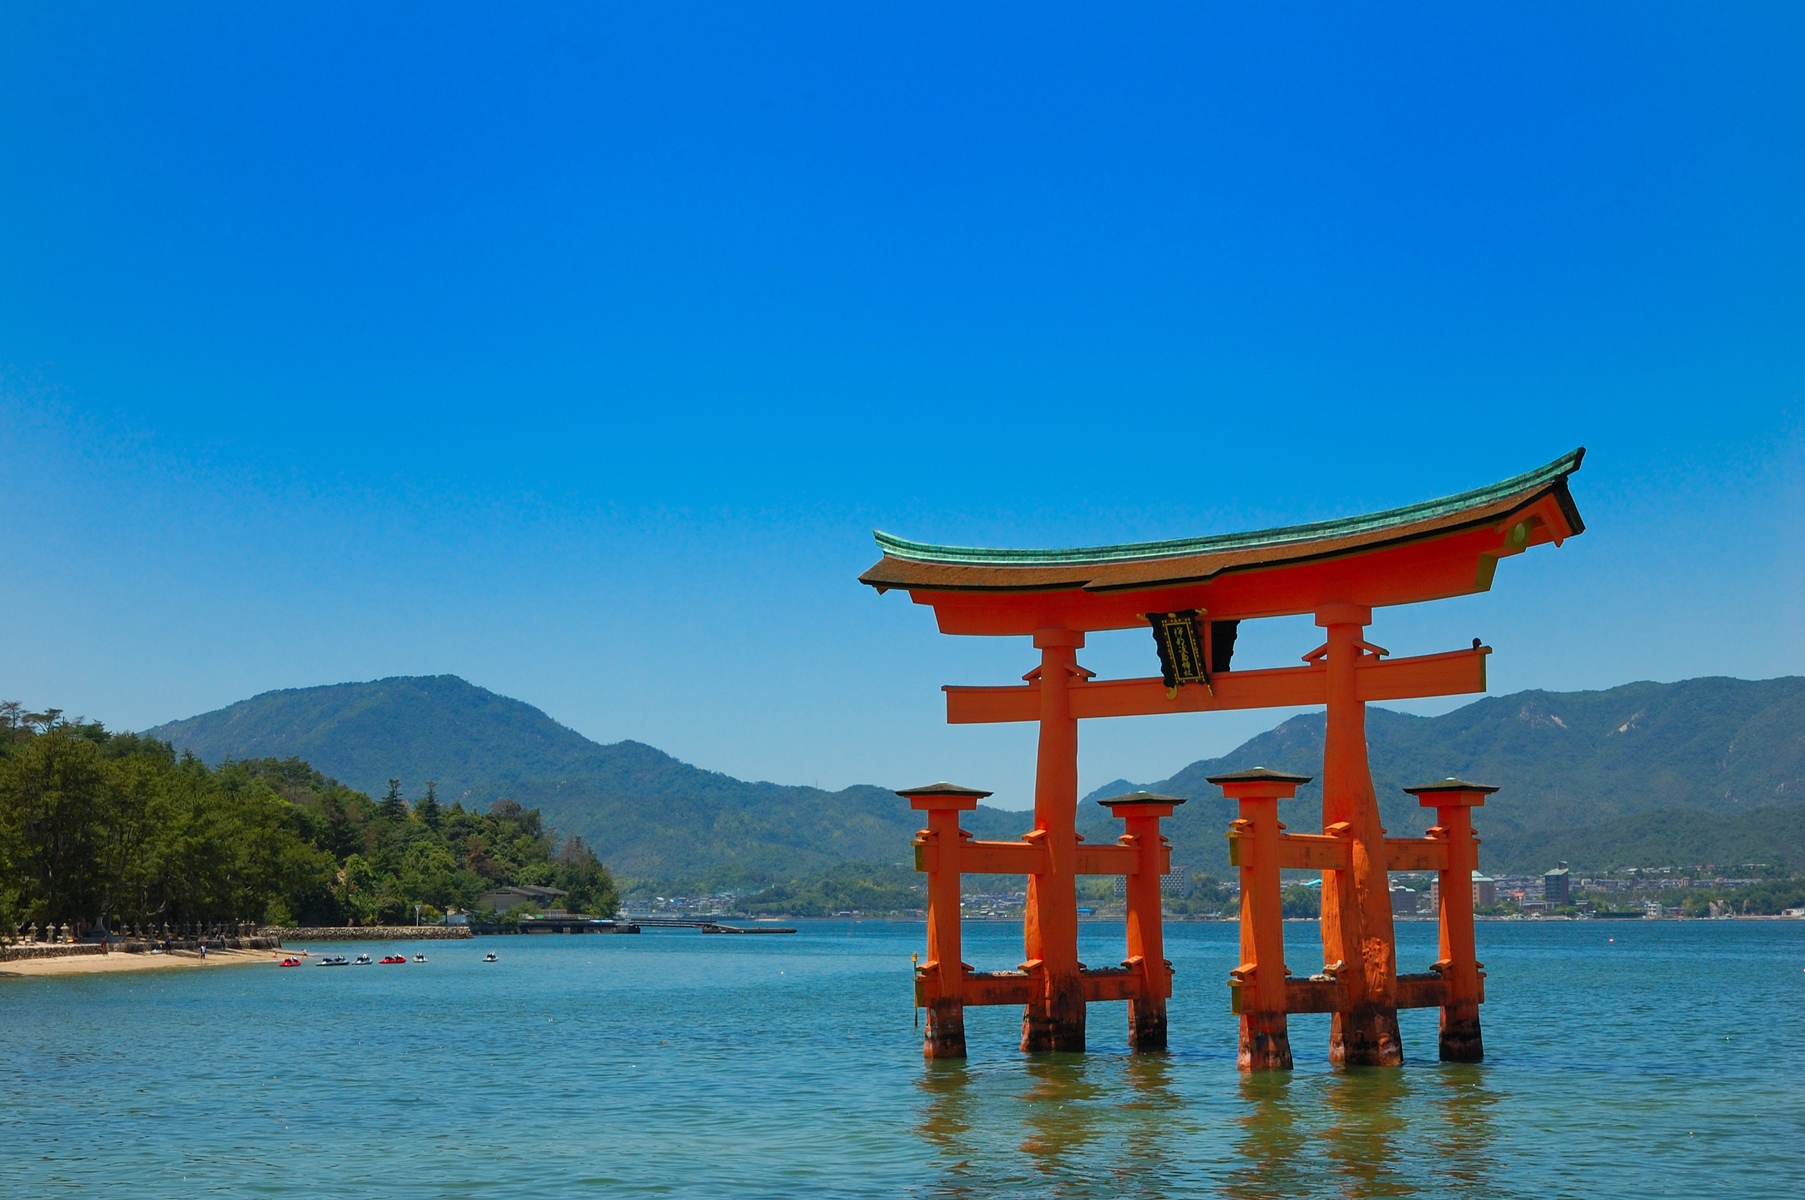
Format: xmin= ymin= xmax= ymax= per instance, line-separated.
xmin=1431 ymin=1064 xmax=1499 ymax=1196
xmin=1322 ymin=1068 xmax=1413 ymax=1197
xmin=916 ymin=1059 xmax=978 ymax=1198
xmin=918 ymin=1054 xmax=1186 ymax=1199
xmin=1017 ymin=1054 xmax=1102 ymax=1176
xmin=1112 ymin=1053 xmax=1182 ymax=1192
xmin=1225 ymin=1072 xmax=1310 ymax=1200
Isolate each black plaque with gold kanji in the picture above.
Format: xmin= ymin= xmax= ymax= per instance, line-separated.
xmin=1148 ymin=610 xmax=1208 ymax=691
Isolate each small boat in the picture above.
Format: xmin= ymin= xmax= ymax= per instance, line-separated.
xmin=379 ymin=955 xmax=408 ymax=964
xmin=482 ymin=952 xmax=498 ymax=963
xmin=278 ymin=957 xmax=303 ymax=968
xmin=317 ymin=955 xmax=349 ymax=967
xmin=413 ymin=953 xmax=427 ymax=962
xmin=352 ymin=953 xmax=372 ymax=965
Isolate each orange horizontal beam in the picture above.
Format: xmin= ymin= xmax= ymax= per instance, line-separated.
xmin=962 ymin=971 xmax=1036 ymax=1007
xmin=1227 ymin=832 xmax=1451 ymax=873
xmin=1080 ymin=967 xmax=1144 ymax=1003
xmin=945 ymin=647 xmax=1487 ymax=725
xmin=1072 ymin=665 xmax=1320 ymax=719
xmin=915 ymin=839 xmax=1157 ymax=876
xmin=1276 ymin=833 xmax=1351 ymax=872
xmin=1227 ymin=829 xmax=1351 ymax=871
xmin=1359 ymin=647 xmax=1490 ymax=703
xmin=1384 ymin=837 xmax=1451 ymax=873
xmin=959 ymin=840 xmax=1049 ymax=875
xmin=1075 ymin=843 xmax=1146 ymax=875
xmin=919 ymin=966 xmax=1154 ymax=1009
xmin=1234 ymin=973 xmax=1474 ymax=1016
xmin=916 ymin=970 xmax=1036 ymax=1008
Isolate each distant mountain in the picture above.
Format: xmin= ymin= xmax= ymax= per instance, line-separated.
xmin=144 ymin=675 xmax=1022 ymax=881
xmin=1079 ymin=677 xmax=1805 ymax=875
xmin=147 ymin=674 xmax=1805 ymax=882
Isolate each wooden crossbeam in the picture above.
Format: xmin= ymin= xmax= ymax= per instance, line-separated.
xmin=1228 ymin=829 xmax=1450 ymax=873
xmin=916 ymin=964 xmax=1158 ymax=1008
xmin=944 ymin=646 xmax=1488 ymax=725
xmin=1383 ymin=837 xmax=1450 ymax=872
xmin=1228 ymin=971 xmax=1486 ymax=1016
xmin=1276 ymin=833 xmax=1348 ymax=871
xmin=955 ymin=840 xmax=1046 ymax=875
xmin=1076 ymin=842 xmax=1151 ymax=875
xmin=915 ymin=837 xmax=1165 ymax=876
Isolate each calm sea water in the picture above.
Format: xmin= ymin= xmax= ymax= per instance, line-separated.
xmin=3 ymin=919 xmax=1803 ymax=1197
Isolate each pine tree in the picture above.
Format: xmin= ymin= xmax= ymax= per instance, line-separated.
xmin=416 ymin=781 xmax=442 ymax=830
xmin=377 ymin=778 xmax=409 ymax=823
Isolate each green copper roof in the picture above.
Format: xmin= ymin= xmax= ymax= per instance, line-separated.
xmin=874 ymin=448 xmax=1584 ymax=566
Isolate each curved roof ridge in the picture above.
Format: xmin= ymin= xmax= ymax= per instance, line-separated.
xmin=873 ymin=448 xmax=1584 ymax=567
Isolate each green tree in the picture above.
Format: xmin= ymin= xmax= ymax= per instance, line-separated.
xmin=398 ymin=839 xmax=460 ymax=910
xmin=1280 ymin=884 xmax=1321 ymax=918
xmin=416 ymin=781 xmax=442 ymax=830
xmin=377 ymin=779 xmax=409 ymax=823
xmin=551 ymin=834 xmax=619 ymax=916
xmin=337 ymin=853 xmax=384 ymax=926
xmin=0 ymin=709 xmax=626 ymax=934
xmin=0 ymin=731 xmax=109 ymax=925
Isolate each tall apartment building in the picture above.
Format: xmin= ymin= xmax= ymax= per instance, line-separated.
xmin=1544 ymin=861 xmax=1572 ymax=907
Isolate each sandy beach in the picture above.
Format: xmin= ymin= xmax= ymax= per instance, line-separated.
xmin=0 ymin=946 xmax=292 ymax=979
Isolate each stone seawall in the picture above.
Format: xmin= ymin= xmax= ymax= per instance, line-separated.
xmin=117 ymin=937 xmax=283 ymax=953
xmin=270 ymin=926 xmax=474 ymax=941
xmin=0 ymin=943 xmax=110 ymax=962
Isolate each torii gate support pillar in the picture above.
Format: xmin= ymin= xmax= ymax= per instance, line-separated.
xmin=907 ymin=786 xmax=984 ymax=1058
xmin=1407 ymin=779 xmax=1496 ymax=1063
xmin=1022 ymin=628 xmax=1087 ymax=1053
xmin=1217 ymin=769 xmax=1311 ymax=1070
xmin=1105 ymin=793 xmax=1179 ymax=1051
xmin=1316 ymin=603 xmax=1404 ymax=1067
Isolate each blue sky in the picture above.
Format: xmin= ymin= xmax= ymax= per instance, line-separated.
xmin=3 ymin=3 xmax=1802 ymax=808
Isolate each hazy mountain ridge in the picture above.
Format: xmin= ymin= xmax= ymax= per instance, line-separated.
xmin=146 ymin=675 xmax=1022 ymax=880
xmin=1081 ymin=676 xmax=1805 ymax=874
xmin=148 ymin=674 xmax=1805 ymax=880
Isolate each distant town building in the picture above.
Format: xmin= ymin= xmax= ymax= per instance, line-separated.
xmin=1544 ymin=861 xmax=1571 ymax=907
xmin=1389 ymin=885 xmax=1419 ymax=915
xmin=1471 ymin=872 xmax=1496 ymax=907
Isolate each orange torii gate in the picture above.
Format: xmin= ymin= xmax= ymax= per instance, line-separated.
xmin=863 ymin=449 xmax=1585 ymax=1064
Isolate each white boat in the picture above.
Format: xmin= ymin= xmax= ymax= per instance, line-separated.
xmin=482 ymin=952 xmax=497 ymax=962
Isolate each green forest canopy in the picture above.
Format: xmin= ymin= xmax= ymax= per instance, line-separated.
xmin=0 ymin=704 xmax=616 ymax=935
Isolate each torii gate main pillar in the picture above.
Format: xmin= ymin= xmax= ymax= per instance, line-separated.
xmin=1316 ymin=603 xmax=1403 ymax=1066
xmin=1022 ymin=628 xmax=1086 ymax=1052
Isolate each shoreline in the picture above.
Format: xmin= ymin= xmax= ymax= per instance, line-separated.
xmin=0 ymin=946 xmax=293 ymax=980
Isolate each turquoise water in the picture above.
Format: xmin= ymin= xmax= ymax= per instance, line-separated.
xmin=4 ymin=920 xmax=1803 ymax=1197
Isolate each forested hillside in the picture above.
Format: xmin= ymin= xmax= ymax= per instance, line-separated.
xmin=0 ymin=705 xmax=615 ymax=934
